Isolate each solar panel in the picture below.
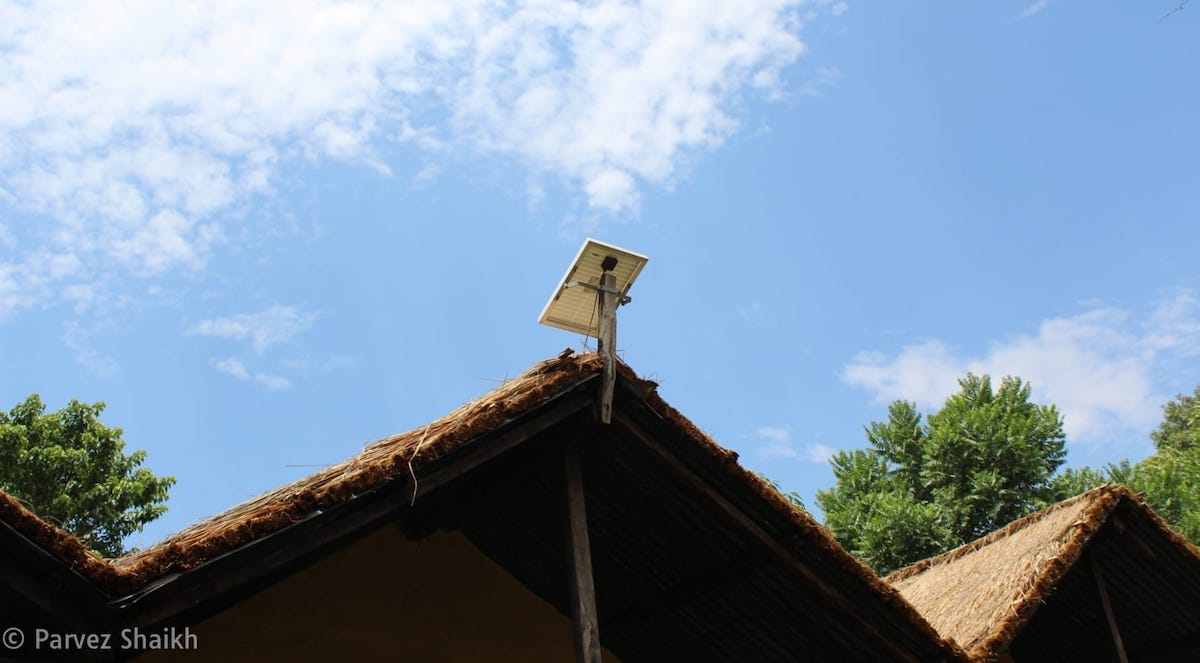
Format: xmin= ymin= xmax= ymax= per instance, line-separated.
xmin=538 ymin=238 xmax=648 ymax=336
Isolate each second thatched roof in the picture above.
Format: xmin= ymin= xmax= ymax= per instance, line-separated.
xmin=887 ymin=485 xmax=1200 ymax=661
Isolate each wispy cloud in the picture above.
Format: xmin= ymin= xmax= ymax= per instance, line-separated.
xmin=214 ymin=356 xmax=251 ymax=381
xmin=843 ymin=291 xmax=1200 ymax=446
xmin=279 ymin=355 xmax=357 ymax=376
xmin=796 ymin=65 xmax=842 ymax=98
xmin=805 ymin=443 xmax=836 ymax=463
xmin=253 ymin=372 xmax=292 ymax=391
xmin=0 ymin=1 xmax=832 ymax=322
xmin=189 ymin=306 xmax=316 ymax=353
xmin=62 ymin=321 xmax=118 ymax=378
xmin=738 ymin=300 xmax=768 ymax=324
xmin=1014 ymin=0 xmax=1050 ymax=21
xmin=214 ymin=356 xmax=291 ymax=391
xmin=0 ymin=251 xmax=83 ymax=323
xmin=757 ymin=425 xmax=791 ymax=442
xmin=755 ymin=425 xmax=835 ymax=462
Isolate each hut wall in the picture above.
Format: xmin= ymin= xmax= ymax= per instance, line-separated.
xmin=137 ymin=525 xmax=620 ymax=662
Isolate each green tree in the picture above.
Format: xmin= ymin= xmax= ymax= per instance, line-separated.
xmin=0 ymin=394 xmax=175 ymax=557
xmin=1151 ymin=384 xmax=1200 ymax=453
xmin=1051 ymin=386 xmax=1200 ymax=543
xmin=756 ymin=472 xmax=806 ymax=511
xmin=1121 ymin=450 xmax=1200 ymax=542
xmin=818 ymin=374 xmax=1067 ymax=573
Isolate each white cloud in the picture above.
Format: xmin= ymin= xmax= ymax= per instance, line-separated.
xmin=755 ymin=425 xmax=834 ymax=463
xmin=199 ymin=306 xmax=316 ymax=389
xmin=279 ymin=355 xmax=357 ymax=375
xmin=756 ymin=425 xmax=796 ymax=459
xmin=738 ymin=300 xmax=767 ymax=323
xmin=410 ymin=164 xmax=442 ymax=190
xmin=214 ymin=356 xmax=251 ymax=381
xmin=110 ymin=210 xmax=215 ymax=275
xmin=0 ymin=250 xmax=85 ymax=322
xmin=843 ymin=292 xmax=1200 ymax=446
xmin=213 ymin=356 xmax=292 ymax=391
xmin=254 ymin=373 xmax=292 ymax=391
xmin=843 ymin=340 xmax=964 ymax=410
xmin=795 ymin=65 xmax=842 ymax=98
xmin=759 ymin=443 xmax=800 ymax=459
xmin=0 ymin=0 xmax=827 ymax=320
xmin=757 ymin=425 xmax=791 ymax=442
xmin=189 ymin=305 xmax=316 ymax=353
xmin=61 ymin=283 xmax=98 ymax=313
xmin=805 ymin=443 xmax=835 ymax=463
xmin=62 ymin=321 xmax=118 ymax=378
xmin=1015 ymin=0 xmax=1050 ymax=21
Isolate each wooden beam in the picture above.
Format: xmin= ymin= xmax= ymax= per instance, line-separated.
xmin=564 ymin=438 xmax=603 ymax=663
xmin=1091 ymin=551 xmax=1129 ymax=663
xmin=0 ymin=520 xmax=115 ymax=631
xmin=612 ymin=410 xmax=927 ymax=662
xmin=596 ymin=271 xmax=618 ymax=424
xmin=408 ymin=390 xmax=593 ymax=501
xmin=116 ymin=389 xmax=594 ymax=630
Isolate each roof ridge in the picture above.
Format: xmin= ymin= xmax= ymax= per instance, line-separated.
xmin=969 ymin=485 xmax=1128 ymax=659
xmin=0 ymin=488 xmax=129 ymax=587
xmin=112 ymin=351 xmax=608 ymax=584
xmin=886 ymin=484 xmax=1130 ymax=584
xmin=885 ymin=485 xmax=1139 ymax=659
xmin=0 ymin=351 xmax=610 ymax=595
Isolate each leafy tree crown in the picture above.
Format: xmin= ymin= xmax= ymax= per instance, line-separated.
xmin=1151 ymin=385 xmax=1200 ymax=453
xmin=818 ymin=373 xmax=1065 ymax=573
xmin=0 ymin=394 xmax=175 ymax=557
xmin=1052 ymin=384 xmax=1200 ymax=544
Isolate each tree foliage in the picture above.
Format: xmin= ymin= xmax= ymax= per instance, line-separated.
xmin=1151 ymin=384 xmax=1200 ymax=453
xmin=756 ymin=472 xmax=806 ymax=511
xmin=0 ymin=395 xmax=175 ymax=557
xmin=1052 ymin=386 xmax=1200 ymax=544
xmin=1119 ymin=450 xmax=1200 ymax=542
xmin=817 ymin=374 xmax=1066 ymax=573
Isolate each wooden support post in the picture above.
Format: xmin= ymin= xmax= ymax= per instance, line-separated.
xmin=1091 ymin=552 xmax=1128 ymax=663
xmin=596 ymin=270 xmax=618 ymax=424
xmin=564 ymin=439 xmax=603 ymax=663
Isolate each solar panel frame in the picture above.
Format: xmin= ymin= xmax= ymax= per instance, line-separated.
xmin=537 ymin=238 xmax=649 ymax=336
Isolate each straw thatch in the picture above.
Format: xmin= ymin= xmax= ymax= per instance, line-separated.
xmin=886 ymin=484 xmax=1200 ymax=661
xmin=0 ymin=489 xmax=129 ymax=590
xmin=0 ymin=349 xmax=965 ymax=659
xmin=0 ymin=351 xmax=601 ymax=593
xmin=111 ymin=351 xmax=614 ymax=586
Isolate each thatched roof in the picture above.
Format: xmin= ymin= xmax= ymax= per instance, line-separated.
xmin=114 ymin=352 xmax=613 ymax=585
xmin=0 ymin=351 xmax=966 ymax=660
xmin=887 ymin=485 xmax=1200 ymax=661
xmin=1 ymin=352 xmax=610 ymax=594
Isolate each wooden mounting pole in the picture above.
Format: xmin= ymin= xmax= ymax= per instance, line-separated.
xmin=564 ymin=439 xmax=603 ymax=663
xmin=1091 ymin=552 xmax=1128 ymax=663
xmin=596 ymin=270 xmax=618 ymax=424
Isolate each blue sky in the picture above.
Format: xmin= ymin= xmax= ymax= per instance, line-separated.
xmin=1 ymin=1 xmax=1197 ymax=550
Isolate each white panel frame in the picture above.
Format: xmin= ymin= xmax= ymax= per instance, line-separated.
xmin=538 ymin=238 xmax=649 ymax=336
